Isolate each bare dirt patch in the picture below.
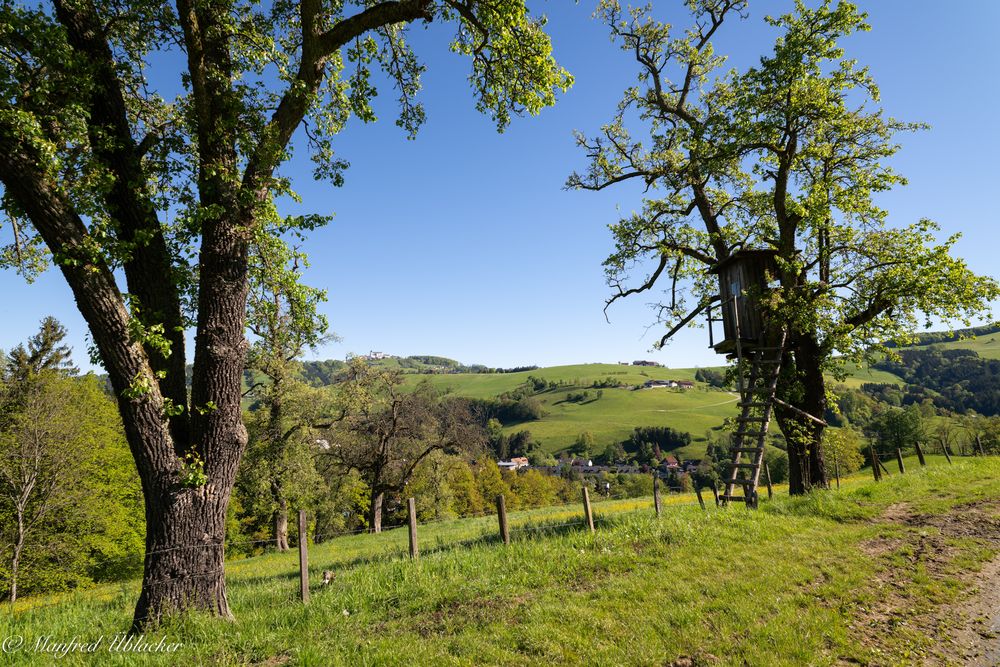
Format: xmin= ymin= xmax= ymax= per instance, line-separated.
xmin=945 ymin=549 xmax=1000 ymax=666
xmin=854 ymin=501 xmax=1000 ymax=665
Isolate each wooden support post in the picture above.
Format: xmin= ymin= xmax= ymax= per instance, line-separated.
xmin=896 ymin=448 xmax=906 ymax=474
xmin=652 ymin=474 xmax=661 ymax=517
xmin=870 ymin=443 xmax=881 ymax=482
xmin=710 ymin=481 xmax=720 ymax=507
xmin=694 ymin=485 xmax=706 ymax=510
xmin=976 ymin=434 xmax=986 ymax=456
xmin=943 ymin=442 xmax=953 ymax=464
xmin=834 ymin=452 xmax=841 ymax=490
xmin=764 ymin=463 xmax=774 ymax=500
xmin=298 ymin=510 xmax=309 ymax=604
xmin=407 ymin=497 xmax=419 ymax=560
xmin=496 ymin=494 xmax=510 ymax=545
xmin=581 ymin=487 xmax=595 ymax=532
xmin=879 ymin=458 xmax=892 ymax=477
xmin=914 ymin=441 xmax=927 ymax=467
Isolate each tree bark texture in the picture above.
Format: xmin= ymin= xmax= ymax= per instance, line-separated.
xmin=275 ymin=498 xmax=290 ymax=552
xmin=131 ymin=487 xmax=233 ymax=629
xmin=775 ymin=332 xmax=829 ymax=495
xmin=369 ymin=491 xmax=384 ymax=534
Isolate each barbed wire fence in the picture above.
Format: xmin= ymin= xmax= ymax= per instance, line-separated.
xmin=7 ymin=479 xmax=710 ymax=616
xmin=8 ymin=447 xmax=982 ymax=617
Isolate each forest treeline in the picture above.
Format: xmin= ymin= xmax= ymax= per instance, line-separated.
xmin=872 ymin=347 xmax=1000 ymax=416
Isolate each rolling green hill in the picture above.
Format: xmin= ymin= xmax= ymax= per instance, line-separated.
xmin=401 ymin=361 xmax=905 ymax=457
xmin=918 ymin=331 xmax=1000 ymax=360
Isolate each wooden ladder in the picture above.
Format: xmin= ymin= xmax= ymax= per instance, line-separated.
xmin=720 ymin=333 xmax=785 ymax=507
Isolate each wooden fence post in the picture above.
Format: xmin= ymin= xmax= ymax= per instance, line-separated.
xmin=834 ymin=453 xmax=841 ymax=490
xmin=496 ymin=494 xmax=510 ymax=545
xmin=896 ymin=448 xmax=906 ymax=474
xmin=298 ymin=510 xmax=309 ymax=604
xmin=914 ymin=441 xmax=926 ymax=467
xmin=652 ymin=474 xmax=661 ymax=517
xmin=764 ymin=463 xmax=774 ymax=500
xmin=976 ymin=434 xmax=986 ymax=456
xmin=407 ymin=497 xmax=419 ymax=560
xmin=942 ymin=442 xmax=953 ymax=465
xmin=869 ymin=443 xmax=881 ymax=482
xmin=694 ymin=485 xmax=706 ymax=510
xmin=582 ymin=487 xmax=595 ymax=532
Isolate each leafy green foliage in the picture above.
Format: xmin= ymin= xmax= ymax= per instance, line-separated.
xmin=865 ymin=404 xmax=925 ymax=456
xmin=569 ymin=0 xmax=997 ymax=491
xmin=874 ymin=347 xmax=1000 ymax=416
xmin=0 ymin=321 xmax=142 ymax=601
xmin=822 ymin=427 xmax=865 ymax=475
xmin=571 ymin=0 xmax=997 ymax=362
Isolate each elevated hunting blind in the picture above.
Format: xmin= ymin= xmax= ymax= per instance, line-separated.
xmin=708 ymin=249 xmax=778 ymax=355
xmin=706 ymin=248 xmax=787 ymax=508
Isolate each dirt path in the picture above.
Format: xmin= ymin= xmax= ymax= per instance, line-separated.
xmin=858 ymin=501 xmax=1000 ymax=665
xmin=948 ymin=554 xmax=1000 ymax=666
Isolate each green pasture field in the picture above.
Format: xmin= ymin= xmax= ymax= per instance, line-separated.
xmin=4 ymin=457 xmax=997 ymax=666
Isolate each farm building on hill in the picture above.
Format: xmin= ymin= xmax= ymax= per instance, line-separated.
xmin=497 ymin=457 xmax=529 ymax=471
xmin=644 ymin=379 xmax=677 ymax=389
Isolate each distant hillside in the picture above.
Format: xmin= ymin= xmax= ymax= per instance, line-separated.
xmin=401 ymin=363 xmax=759 ymax=458
xmin=279 ymin=358 xmax=906 ymax=457
xmin=294 ymin=355 xmax=541 ymax=385
xmin=886 ymin=323 xmax=1000 ymax=349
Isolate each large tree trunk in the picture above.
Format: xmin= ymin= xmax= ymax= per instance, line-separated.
xmin=369 ymin=491 xmax=384 ymax=534
xmin=131 ymin=486 xmax=233 ymax=630
xmin=775 ymin=333 xmax=829 ymax=495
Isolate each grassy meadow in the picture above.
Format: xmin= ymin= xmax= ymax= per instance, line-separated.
xmin=904 ymin=331 xmax=1000 ymax=360
xmin=399 ymin=361 xmax=903 ymax=457
xmin=3 ymin=456 xmax=997 ymax=666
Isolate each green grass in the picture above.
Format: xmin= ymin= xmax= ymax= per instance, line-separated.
xmin=403 ymin=362 xmax=905 ymax=456
xmin=910 ymin=333 xmax=1000 ymax=360
xmin=504 ymin=385 xmax=739 ymax=458
xmin=405 ymin=363 xmax=707 ymax=400
xmin=831 ymin=360 xmax=904 ymax=388
xmin=5 ymin=457 xmax=999 ymax=666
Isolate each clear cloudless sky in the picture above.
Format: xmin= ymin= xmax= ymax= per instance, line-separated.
xmin=2 ymin=0 xmax=998 ymax=371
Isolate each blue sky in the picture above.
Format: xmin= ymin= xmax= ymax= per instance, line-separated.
xmin=2 ymin=0 xmax=998 ymax=371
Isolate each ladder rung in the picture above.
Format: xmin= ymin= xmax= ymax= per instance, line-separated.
xmin=739 ymin=402 xmax=768 ymax=408
xmin=731 ymin=463 xmax=758 ymax=469
xmin=720 ymin=495 xmax=747 ymax=502
xmin=731 ymin=447 xmax=763 ymax=453
xmin=736 ymin=415 xmax=766 ymax=421
xmin=739 ymin=431 xmax=767 ymax=438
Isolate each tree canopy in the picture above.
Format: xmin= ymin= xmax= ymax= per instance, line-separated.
xmin=569 ymin=0 xmax=997 ymax=493
xmin=0 ymin=0 xmax=570 ymax=627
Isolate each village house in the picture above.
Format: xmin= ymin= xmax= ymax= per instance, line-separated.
xmin=497 ymin=457 xmax=530 ymax=471
xmin=644 ymin=379 xmax=677 ymax=389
